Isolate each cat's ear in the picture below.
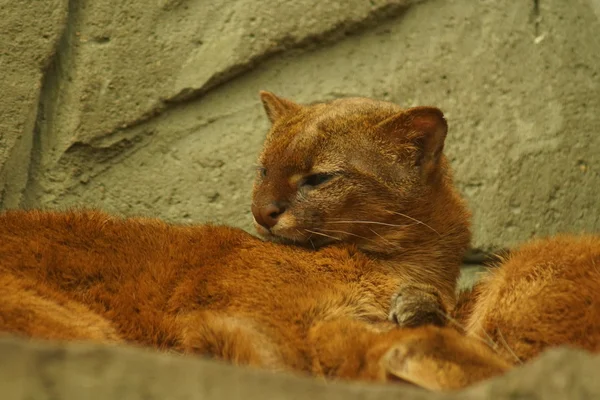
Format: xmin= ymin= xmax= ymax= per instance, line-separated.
xmin=376 ymin=107 xmax=447 ymax=170
xmin=259 ymin=91 xmax=302 ymax=124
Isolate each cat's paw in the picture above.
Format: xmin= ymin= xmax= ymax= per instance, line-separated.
xmin=388 ymin=284 xmax=446 ymax=328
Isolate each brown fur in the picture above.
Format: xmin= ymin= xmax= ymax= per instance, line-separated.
xmin=252 ymin=92 xmax=471 ymax=309
xmin=2 ymin=93 xmax=593 ymax=392
xmin=382 ymin=234 xmax=600 ymax=391
xmin=0 ymin=92 xmax=472 ymax=383
xmin=461 ymin=235 xmax=600 ymax=363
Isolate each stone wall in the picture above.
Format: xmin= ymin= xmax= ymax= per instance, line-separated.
xmin=1 ymin=1 xmax=600 ymax=397
xmin=1 ymin=0 xmax=599 ymax=252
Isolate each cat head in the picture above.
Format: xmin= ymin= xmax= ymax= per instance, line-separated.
xmin=251 ymin=91 xmax=467 ymax=253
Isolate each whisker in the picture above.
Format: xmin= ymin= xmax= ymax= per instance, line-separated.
xmin=328 ymin=217 xmax=440 ymax=237
xmin=368 ymin=228 xmax=399 ymax=249
xmin=497 ymin=328 xmax=523 ymax=365
xmin=309 ymin=238 xmax=316 ymax=251
xmin=476 ymin=321 xmax=501 ymax=352
xmin=304 ymin=229 xmax=342 ymax=242
xmin=591 ymin=256 xmax=599 ymax=274
xmin=386 ymin=211 xmax=441 ymax=236
xmin=439 ymin=311 xmax=500 ymax=350
xmin=317 ymin=228 xmax=374 ymax=242
xmin=438 ymin=310 xmax=468 ymax=332
xmin=328 ymin=220 xmax=411 ymax=228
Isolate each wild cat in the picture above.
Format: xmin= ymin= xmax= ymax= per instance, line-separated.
xmin=0 ymin=91 xmax=480 ymax=385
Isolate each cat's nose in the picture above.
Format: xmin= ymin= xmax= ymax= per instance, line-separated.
xmin=252 ymin=203 xmax=286 ymax=229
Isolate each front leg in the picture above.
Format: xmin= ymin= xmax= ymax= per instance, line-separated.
xmin=388 ymin=283 xmax=447 ymax=327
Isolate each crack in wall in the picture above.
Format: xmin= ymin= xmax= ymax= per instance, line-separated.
xmin=21 ymin=0 xmax=428 ymax=208
xmin=533 ymin=0 xmax=541 ymax=37
xmin=54 ymin=0 xmax=423 ymax=177
xmin=22 ymin=0 xmax=76 ymax=207
xmin=95 ymin=0 xmax=423 ymax=140
xmin=167 ymin=1 xmax=422 ymax=105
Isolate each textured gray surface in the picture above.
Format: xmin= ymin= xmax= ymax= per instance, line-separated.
xmin=1 ymin=1 xmax=599 ymax=396
xmin=458 ymin=265 xmax=488 ymax=291
xmin=1 ymin=335 xmax=600 ymax=400
xmin=0 ymin=0 xmax=67 ymax=208
xmin=1 ymin=0 xmax=599 ymax=251
xmin=1 ymin=0 xmax=598 ymax=252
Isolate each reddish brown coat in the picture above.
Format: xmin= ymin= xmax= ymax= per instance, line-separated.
xmin=0 ymin=92 xmax=472 ymax=383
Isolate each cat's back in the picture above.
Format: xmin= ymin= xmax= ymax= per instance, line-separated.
xmin=1 ymin=208 xmax=243 ymax=244
xmin=0 ymin=209 xmax=259 ymax=281
xmin=466 ymin=234 xmax=600 ymax=362
xmin=1 ymin=208 xmax=173 ymax=245
xmin=0 ymin=209 xmax=393 ymax=342
xmin=0 ymin=209 xmax=272 ymax=345
xmin=476 ymin=235 xmax=600 ymax=298
xmin=0 ymin=209 xmax=373 ymax=293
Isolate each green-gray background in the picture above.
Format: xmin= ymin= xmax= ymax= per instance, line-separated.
xmin=1 ymin=1 xmax=600 ymax=398
xmin=2 ymin=0 xmax=599 ymax=255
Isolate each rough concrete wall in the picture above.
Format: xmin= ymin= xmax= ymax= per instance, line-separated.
xmin=2 ymin=335 xmax=600 ymax=400
xmin=0 ymin=1 xmax=67 ymax=208
xmin=1 ymin=0 xmax=599 ymax=253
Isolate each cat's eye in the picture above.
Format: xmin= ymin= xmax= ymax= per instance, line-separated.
xmin=301 ymin=173 xmax=335 ymax=188
xmin=258 ymin=167 xmax=267 ymax=178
